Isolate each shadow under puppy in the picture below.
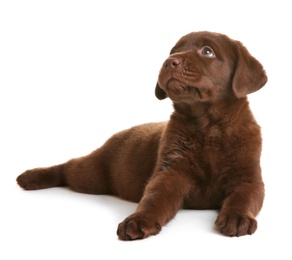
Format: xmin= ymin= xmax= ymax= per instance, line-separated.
xmin=17 ymin=31 xmax=267 ymax=240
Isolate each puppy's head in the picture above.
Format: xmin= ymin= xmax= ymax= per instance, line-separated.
xmin=155 ymin=31 xmax=267 ymax=102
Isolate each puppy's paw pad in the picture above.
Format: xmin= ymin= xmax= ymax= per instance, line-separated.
xmin=215 ymin=210 xmax=257 ymax=237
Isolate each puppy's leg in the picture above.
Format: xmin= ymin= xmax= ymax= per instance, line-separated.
xmin=215 ymin=182 xmax=264 ymax=236
xmin=16 ymin=148 xmax=110 ymax=194
xmin=117 ymin=170 xmax=191 ymax=240
xmin=17 ymin=164 xmax=66 ymax=190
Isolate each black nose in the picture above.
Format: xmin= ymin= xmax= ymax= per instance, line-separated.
xmin=164 ymin=57 xmax=182 ymax=69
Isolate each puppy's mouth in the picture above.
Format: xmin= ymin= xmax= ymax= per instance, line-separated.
xmin=166 ymin=78 xmax=205 ymax=99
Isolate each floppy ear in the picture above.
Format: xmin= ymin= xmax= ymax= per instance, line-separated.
xmin=232 ymin=41 xmax=267 ymax=98
xmin=155 ymin=83 xmax=167 ymax=100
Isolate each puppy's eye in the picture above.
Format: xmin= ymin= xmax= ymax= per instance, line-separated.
xmin=201 ymin=46 xmax=215 ymax=58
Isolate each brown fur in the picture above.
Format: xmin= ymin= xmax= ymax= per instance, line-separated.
xmin=17 ymin=31 xmax=267 ymax=240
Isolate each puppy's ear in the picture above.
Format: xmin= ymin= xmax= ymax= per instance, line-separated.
xmin=155 ymin=83 xmax=167 ymax=100
xmin=232 ymin=41 xmax=267 ymax=98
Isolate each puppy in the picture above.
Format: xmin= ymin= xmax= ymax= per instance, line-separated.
xmin=17 ymin=31 xmax=267 ymax=240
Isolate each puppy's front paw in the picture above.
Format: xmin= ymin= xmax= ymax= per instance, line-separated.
xmin=117 ymin=213 xmax=161 ymax=241
xmin=215 ymin=210 xmax=257 ymax=237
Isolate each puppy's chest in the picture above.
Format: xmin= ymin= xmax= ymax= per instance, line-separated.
xmin=188 ymin=129 xmax=226 ymax=168
xmin=162 ymin=124 xmax=234 ymax=174
xmin=162 ymin=126 xmax=235 ymax=208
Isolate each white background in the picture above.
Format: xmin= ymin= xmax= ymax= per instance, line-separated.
xmin=1 ymin=0 xmax=291 ymax=259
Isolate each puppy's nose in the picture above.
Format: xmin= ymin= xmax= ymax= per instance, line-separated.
xmin=164 ymin=57 xmax=182 ymax=69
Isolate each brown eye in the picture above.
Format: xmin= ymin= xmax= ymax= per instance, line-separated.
xmin=201 ymin=46 xmax=215 ymax=58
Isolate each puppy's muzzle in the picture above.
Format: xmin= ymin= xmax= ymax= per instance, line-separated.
xmin=163 ymin=57 xmax=182 ymax=71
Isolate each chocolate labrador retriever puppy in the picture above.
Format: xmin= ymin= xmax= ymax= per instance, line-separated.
xmin=17 ymin=31 xmax=267 ymax=240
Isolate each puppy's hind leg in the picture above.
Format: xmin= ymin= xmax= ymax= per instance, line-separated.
xmin=17 ymin=148 xmax=110 ymax=195
xmin=63 ymin=150 xmax=110 ymax=195
xmin=17 ymin=164 xmax=66 ymax=190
